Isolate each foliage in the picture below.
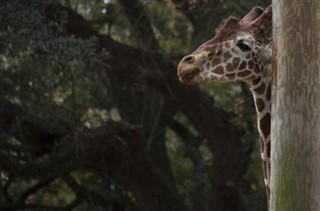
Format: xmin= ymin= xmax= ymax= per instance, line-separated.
xmin=0 ymin=0 xmax=109 ymax=127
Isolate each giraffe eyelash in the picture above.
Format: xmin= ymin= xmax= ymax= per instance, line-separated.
xmin=237 ymin=41 xmax=251 ymax=51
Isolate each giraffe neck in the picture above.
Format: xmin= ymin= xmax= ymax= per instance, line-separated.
xmin=248 ymin=63 xmax=272 ymax=209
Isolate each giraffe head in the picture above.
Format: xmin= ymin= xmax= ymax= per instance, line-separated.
xmin=177 ymin=6 xmax=272 ymax=86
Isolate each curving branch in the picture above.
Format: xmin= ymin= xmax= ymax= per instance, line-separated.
xmin=16 ymin=178 xmax=55 ymax=205
xmin=0 ymin=97 xmax=71 ymax=157
xmin=0 ymin=97 xmax=189 ymax=211
xmin=63 ymin=174 xmax=109 ymax=207
xmin=0 ymin=2 xmax=253 ymax=210
xmin=118 ymin=0 xmax=160 ymax=51
xmin=47 ymin=4 xmax=248 ymax=210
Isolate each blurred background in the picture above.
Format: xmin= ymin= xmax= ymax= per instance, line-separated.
xmin=0 ymin=0 xmax=270 ymax=210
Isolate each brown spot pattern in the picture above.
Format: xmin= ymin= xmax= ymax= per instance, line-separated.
xmin=232 ymin=57 xmax=241 ymax=68
xmin=239 ymin=61 xmax=247 ymax=70
xmin=237 ymin=70 xmax=251 ymax=77
xmin=260 ymin=113 xmax=271 ymax=138
xmin=254 ymin=82 xmax=266 ymax=95
xmin=226 ymin=63 xmax=233 ymax=72
xmin=208 ymin=52 xmax=214 ymax=60
xmin=252 ymin=77 xmax=261 ymax=85
xmin=223 ymin=52 xmax=232 ymax=62
xmin=212 ymin=58 xmax=221 ymax=65
xmin=226 ymin=73 xmax=235 ymax=78
xmin=248 ymin=60 xmax=255 ymax=69
xmin=213 ymin=65 xmax=224 ymax=74
xmin=256 ymin=98 xmax=265 ymax=112
xmin=246 ymin=54 xmax=251 ymax=59
xmin=267 ymin=141 xmax=271 ymax=157
xmin=254 ymin=64 xmax=261 ymax=74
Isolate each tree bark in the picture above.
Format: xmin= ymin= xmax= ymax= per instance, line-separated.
xmin=271 ymin=1 xmax=320 ymax=210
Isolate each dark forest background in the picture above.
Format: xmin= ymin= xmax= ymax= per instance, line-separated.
xmin=0 ymin=0 xmax=270 ymax=210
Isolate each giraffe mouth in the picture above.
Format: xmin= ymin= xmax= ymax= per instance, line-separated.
xmin=178 ymin=68 xmax=201 ymax=85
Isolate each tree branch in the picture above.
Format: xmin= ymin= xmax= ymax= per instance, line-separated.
xmin=16 ymin=178 xmax=55 ymax=204
xmin=118 ymin=0 xmax=160 ymax=51
xmin=0 ymin=3 xmax=252 ymax=210
xmin=0 ymin=97 xmax=189 ymax=211
xmin=63 ymin=174 xmax=109 ymax=207
xmin=49 ymin=4 xmax=248 ymax=210
xmin=0 ymin=97 xmax=71 ymax=157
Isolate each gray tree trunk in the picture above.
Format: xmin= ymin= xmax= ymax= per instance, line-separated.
xmin=271 ymin=1 xmax=320 ymax=210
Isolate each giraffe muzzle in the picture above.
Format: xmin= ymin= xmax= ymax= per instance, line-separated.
xmin=177 ymin=54 xmax=205 ymax=85
xmin=178 ymin=67 xmax=201 ymax=84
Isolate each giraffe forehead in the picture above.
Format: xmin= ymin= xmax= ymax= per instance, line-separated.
xmin=210 ymin=35 xmax=255 ymax=52
xmin=236 ymin=33 xmax=255 ymax=40
xmin=203 ymin=41 xmax=232 ymax=54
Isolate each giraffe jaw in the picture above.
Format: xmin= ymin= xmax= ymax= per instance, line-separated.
xmin=178 ymin=67 xmax=202 ymax=85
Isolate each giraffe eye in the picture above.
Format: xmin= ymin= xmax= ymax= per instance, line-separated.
xmin=237 ymin=42 xmax=251 ymax=51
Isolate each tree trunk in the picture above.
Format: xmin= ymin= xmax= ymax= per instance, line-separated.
xmin=271 ymin=1 xmax=320 ymax=210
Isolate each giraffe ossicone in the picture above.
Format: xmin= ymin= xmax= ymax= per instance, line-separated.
xmin=177 ymin=5 xmax=272 ymax=210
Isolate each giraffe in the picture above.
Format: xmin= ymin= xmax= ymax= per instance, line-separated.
xmin=177 ymin=5 xmax=272 ymax=210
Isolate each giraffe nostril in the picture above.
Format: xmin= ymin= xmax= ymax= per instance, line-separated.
xmin=182 ymin=55 xmax=195 ymax=64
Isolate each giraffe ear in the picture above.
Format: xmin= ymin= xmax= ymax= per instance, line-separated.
xmin=240 ymin=6 xmax=264 ymax=23
xmin=252 ymin=5 xmax=272 ymax=30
